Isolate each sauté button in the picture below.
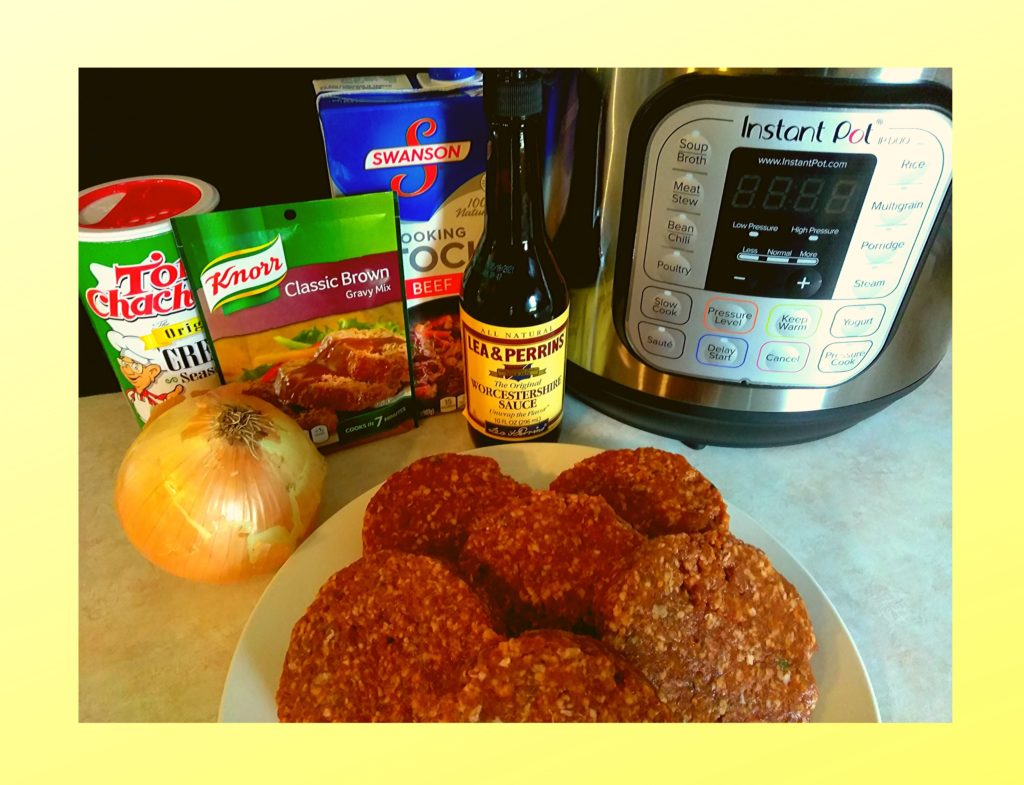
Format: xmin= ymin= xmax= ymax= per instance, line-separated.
xmin=788 ymin=269 xmax=822 ymax=297
xmin=638 ymin=322 xmax=685 ymax=359
xmin=641 ymin=286 xmax=692 ymax=325
xmin=831 ymin=304 xmax=885 ymax=337
xmin=757 ymin=342 xmax=809 ymax=373
xmin=818 ymin=340 xmax=873 ymax=373
xmin=696 ymin=335 xmax=747 ymax=368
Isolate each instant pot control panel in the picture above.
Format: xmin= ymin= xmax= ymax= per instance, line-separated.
xmin=622 ymin=90 xmax=952 ymax=387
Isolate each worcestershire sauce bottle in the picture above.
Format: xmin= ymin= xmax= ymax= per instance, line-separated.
xmin=460 ymin=69 xmax=569 ymax=446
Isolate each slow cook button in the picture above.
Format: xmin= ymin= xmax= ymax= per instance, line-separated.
xmin=818 ymin=340 xmax=873 ymax=373
xmin=704 ymin=298 xmax=757 ymax=334
xmin=757 ymin=342 xmax=809 ymax=373
xmin=641 ymin=286 xmax=693 ymax=325
xmin=638 ymin=322 xmax=685 ymax=359
xmin=767 ymin=304 xmax=821 ymax=339
xmin=696 ymin=335 xmax=747 ymax=368
xmin=831 ymin=304 xmax=886 ymax=337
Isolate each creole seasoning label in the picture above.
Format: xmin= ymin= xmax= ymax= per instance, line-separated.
xmin=460 ymin=307 xmax=568 ymax=441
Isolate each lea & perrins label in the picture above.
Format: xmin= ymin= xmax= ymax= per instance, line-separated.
xmin=460 ymin=307 xmax=568 ymax=441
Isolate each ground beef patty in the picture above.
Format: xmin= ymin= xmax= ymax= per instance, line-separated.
xmin=363 ymin=453 xmax=532 ymax=563
xmin=277 ymin=550 xmax=502 ymax=722
xmin=594 ymin=530 xmax=818 ymax=722
xmin=550 ymin=447 xmax=729 ymax=536
xmin=460 ymin=491 xmax=644 ymax=634
xmin=427 ymin=630 xmax=670 ymax=722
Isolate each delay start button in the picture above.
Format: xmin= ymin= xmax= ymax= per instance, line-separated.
xmin=818 ymin=340 xmax=873 ymax=373
xmin=696 ymin=335 xmax=747 ymax=368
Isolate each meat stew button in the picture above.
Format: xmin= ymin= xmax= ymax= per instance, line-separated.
xmin=818 ymin=340 xmax=873 ymax=373
xmin=638 ymin=322 xmax=685 ymax=359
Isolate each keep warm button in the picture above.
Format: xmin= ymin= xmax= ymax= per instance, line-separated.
xmin=818 ymin=340 xmax=873 ymax=373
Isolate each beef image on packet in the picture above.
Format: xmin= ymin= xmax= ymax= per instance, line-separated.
xmin=315 ymin=70 xmax=489 ymax=418
xmin=173 ymin=192 xmax=415 ymax=452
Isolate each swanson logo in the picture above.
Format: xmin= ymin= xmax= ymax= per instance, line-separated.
xmin=364 ymin=117 xmax=471 ymax=198
xmin=201 ymin=235 xmax=288 ymax=313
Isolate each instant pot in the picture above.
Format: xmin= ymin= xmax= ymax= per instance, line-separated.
xmin=546 ymin=68 xmax=952 ymax=447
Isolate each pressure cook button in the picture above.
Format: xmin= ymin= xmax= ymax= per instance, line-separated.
xmin=704 ymin=298 xmax=757 ymax=334
xmin=767 ymin=304 xmax=821 ymax=339
xmin=831 ymin=304 xmax=886 ymax=337
xmin=757 ymin=342 xmax=810 ymax=373
xmin=638 ymin=322 xmax=685 ymax=359
xmin=696 ymin=334 xmax=748 ymax=368
xmin=668 ymin=173 xmax=704 ymax=211
xmin=641 ymin=286 xmax=693 ymax=325
xmin=818 ymin=340 xmax=873 ymax=373
xmin=645 ymin=251 xmax=693 ymax=285
xmin=666 ymin=213 xmax=698 ymax=249
xmin=788 ymin=269 xmax=822 ymax=297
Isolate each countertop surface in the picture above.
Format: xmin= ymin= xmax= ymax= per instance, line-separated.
xmin=79 ymin=353 xmax=951 ymax=723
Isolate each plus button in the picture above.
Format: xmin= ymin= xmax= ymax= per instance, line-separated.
xmin=788 ymin=269 xmax=823 ymax=297
xmin=796 ymin=276 xmax=811 ymax=290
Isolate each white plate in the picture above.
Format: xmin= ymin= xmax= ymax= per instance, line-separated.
xmin=220 ymin=444 xmax=880 ymax=722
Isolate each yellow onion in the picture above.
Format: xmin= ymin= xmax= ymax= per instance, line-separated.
xmin=115 ymin=383 xmax=327 ymax=583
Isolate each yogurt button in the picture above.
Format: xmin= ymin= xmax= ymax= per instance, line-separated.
xmin=831 ymin=304 xmax=885 ymax=337
xmin=697 ymin=335 xmax=747 ymax=368
xmin=638 ymin=322 xmax=685 ymax=359
xmin=757 ymin=342 xmax=809 ymax=373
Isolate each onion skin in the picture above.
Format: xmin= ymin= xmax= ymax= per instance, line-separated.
xmin=114 ymin=384 xmax=327 ymax=583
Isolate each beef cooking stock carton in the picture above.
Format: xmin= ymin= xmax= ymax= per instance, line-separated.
xmin=315 ymin=70 xmax=489 ymax=418
xmin=172 ymin=192 xmax=415 ymax=453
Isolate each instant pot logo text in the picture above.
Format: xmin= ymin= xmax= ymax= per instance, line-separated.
xmin=364 ymin=117 xmax=471 ymax=198
xmin=741 ymin=115 xmax=874 ymax=145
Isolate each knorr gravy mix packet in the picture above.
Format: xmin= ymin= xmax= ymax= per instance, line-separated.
xmin=173 ymin=192 xmax=414 ymax=451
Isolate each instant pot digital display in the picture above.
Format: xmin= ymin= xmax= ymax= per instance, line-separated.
xmin=706 ymin=148 xmax=877 ymax=298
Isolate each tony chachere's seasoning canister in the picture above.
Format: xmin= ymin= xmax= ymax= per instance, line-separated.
xmin=79 ymin=175 xmax=221 ymax=426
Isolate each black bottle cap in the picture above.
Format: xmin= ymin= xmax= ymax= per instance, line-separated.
xmin=484 ymin=69 xmax=543 ymax=119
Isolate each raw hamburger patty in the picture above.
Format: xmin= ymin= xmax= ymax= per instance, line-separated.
xmin=460 ymin=491 xmax=644 ymax=634
xmin=277 ymin=550 xmax=502 ymax=722
xmin=594 ymin=530 xmax=818 ymax=722
xmin=363 ymin=453 xmax=532 ymax=562
xmin=427 ymin=630 xmax=670 ymax=722
xmin=550 ymin=447 xmax=729 ymax=536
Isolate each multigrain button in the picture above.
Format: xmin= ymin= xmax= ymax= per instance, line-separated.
xmin=645 ymin=250 xmax=693 ymax=285
xmin=831 ymin=304 xmax=885 ymax=337
xmin=704 ymin=298 xmax=757 ymax=334
xmin=641 ymin=286 xmax=692 ymax=325
xmin=757 ymin=342 xmax=809 ymax=373
xmin=767 ymin=304 xmax=821 ymax=339
xmin=818 ymin=341 xmax=872 ymax=373
xmin=696 ymin=335 xmax=747 ymax=368
xmin=638 ymin=322 xmax=685 ymax=359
